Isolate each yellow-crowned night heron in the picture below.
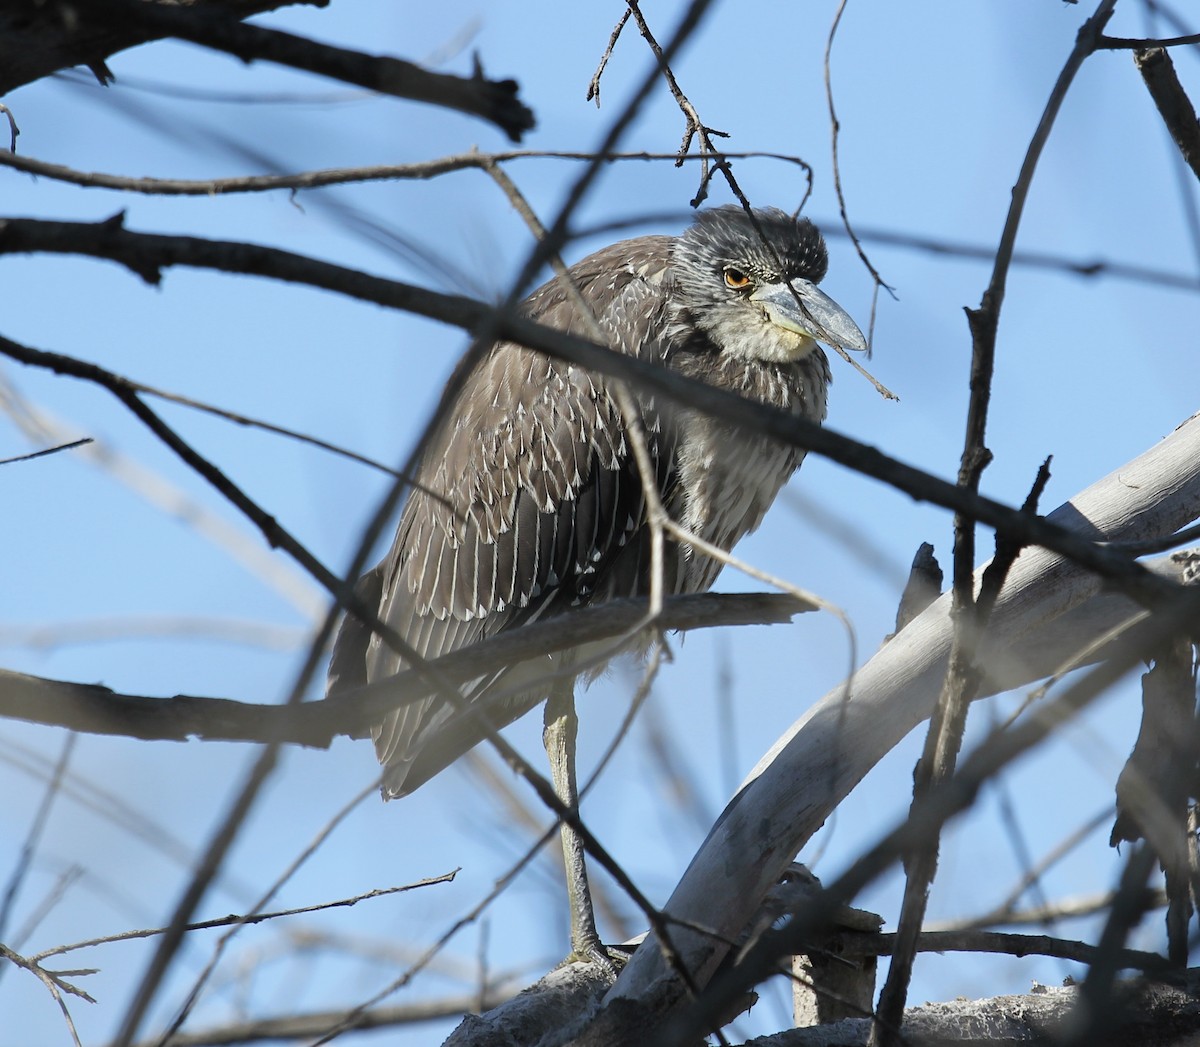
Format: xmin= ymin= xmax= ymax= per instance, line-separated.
xmin=328 ymin=205 xmax=866 ymax=962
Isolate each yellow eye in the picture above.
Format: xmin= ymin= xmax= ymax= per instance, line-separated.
xmin=723 ymin=267 xmax=752 ymax=290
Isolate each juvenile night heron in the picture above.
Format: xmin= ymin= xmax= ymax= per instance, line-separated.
xmin=328 ymin=205 xmax=866 ymax=963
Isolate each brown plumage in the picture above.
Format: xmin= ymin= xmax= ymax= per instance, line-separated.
xmin=328 ymin=205 xmax=865 ymax=801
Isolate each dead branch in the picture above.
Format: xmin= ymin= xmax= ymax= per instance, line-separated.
xmin=1 ymin=146 xmax=1192 ymax=291
xmin=1134 ymin=47 xmax=1200 ymax=182
xmin=119 ymin=990 xmax=517 ymax=1047
xmin=876 ymin=1 xmax=1120 ymax=1029
xmin=734 ymin=974 xmax=1200 ymax=1046
xmin=34 ymin=874 xmax=457 ymax=962
xmin=0 ymin=0 xmax=304 ymax=96
xmin=601 ymin=413 xmax=1200 ymax=1032
xmin=0 ymin=217 xmax=1190 ymax=612
xmin=843 ymin=929 xmax=1168 ymax=972
xmin=0 ymin=592 xmax=811 ymax=745
xmin=442 ymin=962 xmax=617 ymax=1047
xmin=441 ymin=936 xmax=1176 ymax=1047
xmin=0 ymin=0 xmax=534 ymax=141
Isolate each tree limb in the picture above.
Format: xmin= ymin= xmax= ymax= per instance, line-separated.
xmin=0 ymin=0 xmax=306 ymax=95
xmin=0 ymin=215 xmax=1192 ymax=614
xmin=603 ymin=414 xmax=1200 ymax=1026
xmin=0 ymin=593 xmax=811 ymax=745
xmin=0 ymin=0 xmax=534 ymax=142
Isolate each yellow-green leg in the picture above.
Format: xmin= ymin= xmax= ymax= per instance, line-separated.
xmin=543 ymin=685 xmax=609 ymax=966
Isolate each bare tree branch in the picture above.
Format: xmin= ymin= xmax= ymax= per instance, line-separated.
xmin=876 ymin=462 xmax=1053 ymax=1042
xmin=0 ymin=592 xmax=812 ymax=746
xmin=0 ymin=0 xmax=308 ymax=95
xmin=0 ymin=0 xmax=535 ymax=140
xmin=601 ymin=412 xmax=1200 ymax=1038
xmin=0 ymin=437 xmax=91 ymax=466
xmin=34 ymin=874 xmax=457 ymax=962
xmin=1135 ymin=47 xmax=1200 ymax=182
xmin=844 ymin=928 xmax=1169 ymax=973
xmin=732 ymin=974 xmax=1200 ymax=1046
xmin=874 ymin=3 xmax=1119 ymax=1034
xmin=120 ymin=991 xmax=517 ymax=1047
xmin=0 ymin=219 xmax=1191 ymax=613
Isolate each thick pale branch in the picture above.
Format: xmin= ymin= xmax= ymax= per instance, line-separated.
xmin=444 ymin=935 xmax=1175 ymax=1047
xmin=606 ymin=414 xmax=1200 ymax=1012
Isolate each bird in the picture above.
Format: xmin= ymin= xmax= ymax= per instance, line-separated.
xmin=327 ymin=204 xmax=867 ymax=964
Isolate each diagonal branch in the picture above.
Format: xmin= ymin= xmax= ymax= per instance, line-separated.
xmin=0 ymin=216 xmax=1192 ymax=615
xmin=602 ymin=414 xmax=1200 ymax=1033
xmin=1135 ymin=46 xmax=1200 ymax=182
xmin=875 ymin=2 xmax=1119 ymax=1037
xmin=874 ymin=461 xmax=1052 ymax=1043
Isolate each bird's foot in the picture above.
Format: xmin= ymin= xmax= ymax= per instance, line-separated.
xmin=558 ymin=937 xmax=628 ymax=981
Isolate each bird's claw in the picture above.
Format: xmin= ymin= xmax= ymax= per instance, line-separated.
xmin=560 ymin=938 xmax=627 ymax=981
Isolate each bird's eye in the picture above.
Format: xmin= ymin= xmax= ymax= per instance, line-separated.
xmin=723 ymin=267 xmax=752 ymax=291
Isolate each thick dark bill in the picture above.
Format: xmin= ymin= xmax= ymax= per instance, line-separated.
xmin=751 ymin=278 xmax=868 ymax=353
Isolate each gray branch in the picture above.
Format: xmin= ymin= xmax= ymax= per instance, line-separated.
xmin=601 ymin=411 xmax=1200 ymax=1024
xmin=0 ymin=592 xmax=811 ymax=746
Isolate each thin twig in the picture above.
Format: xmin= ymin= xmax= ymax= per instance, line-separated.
xmin=160 ymin=784 xmax=414 ymax=1039
xmin=622 ymin=0 xmax=731 ymax=205
xmin=823 ymin=0 xmax=894 ymax=305
xmin=587 ymin=8 xmax=632 ymax=106
xmin=0 ymin=437 xmax=91 ymax=466
xmin=0 ymin=942 xmax=93 ymax=1047
xmin=0 ymin=735 xmax=76 ymax=952
xmin=134 ymin=379 xmax=427 ymax=484
xmin=869 ymin=4 xmax=1119 ymax=1035
xmin=986 ymin=808 xmax=1112 ymax=925
xmin=33 ymin=874 xmax=456 ymax=961
xmin=0 ymin=147 xmax=815 ymax=197
xmin=930 ymin=885 xmax=1168 ymax=933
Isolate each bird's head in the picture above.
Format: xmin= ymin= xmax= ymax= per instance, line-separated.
xmin=670 ymin=205 xmax=867 ymax=363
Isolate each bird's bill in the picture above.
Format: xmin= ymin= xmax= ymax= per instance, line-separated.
xmin=751 ymin=279 xmax=868 ymax=353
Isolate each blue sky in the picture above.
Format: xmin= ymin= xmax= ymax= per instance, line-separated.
xmin=2 ymin=1 xmax=1198 ymax=1043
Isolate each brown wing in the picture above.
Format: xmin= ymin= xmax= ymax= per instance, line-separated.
xmin=330 ymin=236 xmax=681 ymax=797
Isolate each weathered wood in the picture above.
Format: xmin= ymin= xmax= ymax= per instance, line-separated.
xmin=748 ymin=974 xmax=1200 ymax=1046
xmin=605 ymin=411 xmax=1200 ymax=1019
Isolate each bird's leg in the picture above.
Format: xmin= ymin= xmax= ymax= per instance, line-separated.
xmin=542 ymin=685 xmax=616 ymax=972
